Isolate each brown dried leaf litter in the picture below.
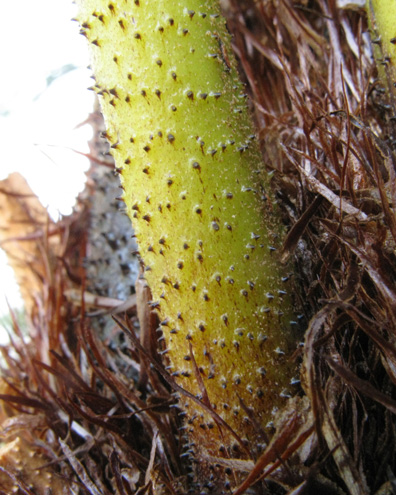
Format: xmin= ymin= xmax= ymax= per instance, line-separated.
xmin=0 ymin=0 xmax=396 ymax=493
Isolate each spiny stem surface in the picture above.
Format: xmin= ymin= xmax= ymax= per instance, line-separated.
xmin=76 ymin=0 xmax=299 ymax=486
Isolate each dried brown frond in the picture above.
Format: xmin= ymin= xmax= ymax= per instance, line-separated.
xmin=224 ymin=0 xmax=396 ymax=493
xmin=0 ymin=173 xmax=60 ymax=318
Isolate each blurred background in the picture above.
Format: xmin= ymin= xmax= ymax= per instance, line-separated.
xmin=0 ymin=0 xmax=95 ymax=340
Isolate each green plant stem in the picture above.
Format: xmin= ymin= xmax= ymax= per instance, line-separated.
xmin=76 ymin=0 xmax=299 ymax=487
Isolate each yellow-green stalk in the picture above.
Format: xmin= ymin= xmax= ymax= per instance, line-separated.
xmin=76 ymin=0 xmax=298 ymax=486
xmin=366 ymin=0 xmax=396 ymax=98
